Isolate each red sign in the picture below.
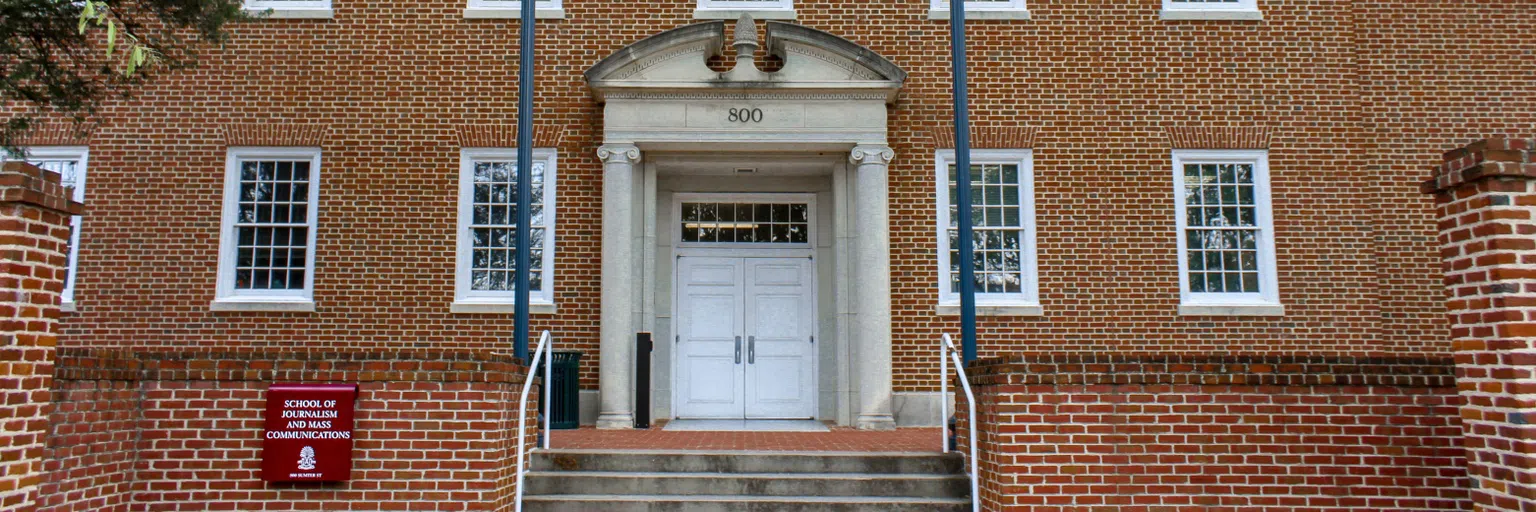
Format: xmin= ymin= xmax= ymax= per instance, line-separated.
xmin=261 ymin=383 xmax=358 ymax=482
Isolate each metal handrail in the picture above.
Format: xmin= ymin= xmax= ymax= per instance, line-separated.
xmin=941 ymin=333 xmax=980 ymax=512
xmin=514 ymin=330 xmax=552 ymax=512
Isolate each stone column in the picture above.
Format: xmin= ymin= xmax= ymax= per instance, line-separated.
xmin=596 ymin=144 xmax=641 ymax=429
xmin=0 ymin=162 xmax=83 ymax=511
xmin=849 ymin=145 xmax=896 ymax=430
xmin=1421 ymin=137 xmax=1536 ymax=512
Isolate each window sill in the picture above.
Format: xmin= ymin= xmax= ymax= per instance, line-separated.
xmin=1160 ymin=9 xmax=1262 ymax=21
xmin=693 ymin=8 xmax=795 ymax=20
xmin=1178 ymin=303 xmax=1284 ymax=317
xmin=244 ymin=8 xmax=335 ymax=19
xmin=60 ymin=300 xmax=76 ymax=313
xmin=927 ymin=9 xmax=1031 ymax=20
xmin=936 ymin=303 xmax=1043 ymax=317
xmin=463 ymin=8 xmax=565 ymax=19
xmin=451 ymin=301 xmax=557 ymax=315
xmin=211 ymin=298 xmax=316 ymax=312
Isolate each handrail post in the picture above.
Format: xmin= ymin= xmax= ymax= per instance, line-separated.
xmin=542 ymin=335 xmax=551 ymax=449
xmin=941 ymin=334 xmax=980 ymax=512
xmin=514 ymin=330 xmax=551 ymax=512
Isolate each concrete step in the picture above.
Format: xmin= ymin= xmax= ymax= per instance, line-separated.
xmin=523 ymin=470 xmax=969 ymax=497
xmin=520 ymin=494 xmax=971 ymax=512
xmin=531 ymin=450 xmax=964 ymax=475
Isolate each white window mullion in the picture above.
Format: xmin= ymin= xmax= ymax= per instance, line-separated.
xmin=932 ymin=0 xmax=1027 ymax=10
xmin=1161 ymin=0 xmax=1261 ymax=20
xmin=19 ymin=147 xmax=88 ymax=308
xmin=463 ymin=0 xmax=565 ymax=19
xmin=243 ymin=0 xmax=333 ymax=19
xmin=698 ymin=0 xmax=793 ymax=10
xmin=934 ymin=149 xmax=1039 ymax=313
xmin=454 ymin=148 xmax=557 ymax=311
xmin=928 ymin=0 xmax=1031 ymax=19
xmin=213 ymin=147 xmax=320 ymax=311
xmin=1172 ymin=149 xmax=1281 ymax=315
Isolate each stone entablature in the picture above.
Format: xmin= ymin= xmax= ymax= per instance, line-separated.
xmin=586 ymin=16 xmax=905 ymax=150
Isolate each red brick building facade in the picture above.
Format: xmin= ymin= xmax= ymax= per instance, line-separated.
xmin=7 ymin=0 xmax=1536 ymax=510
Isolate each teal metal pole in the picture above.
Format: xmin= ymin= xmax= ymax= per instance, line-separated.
xmin=513 ymin=0 xmax=535 ymax=361
xmin=949 ymin=0 xmax=977 ymax=363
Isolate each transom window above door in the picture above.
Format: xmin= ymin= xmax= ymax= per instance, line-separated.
xmin=678 ymin=197 xmax=812 ymax=246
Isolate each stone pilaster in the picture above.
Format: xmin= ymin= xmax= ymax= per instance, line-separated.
xmin=849 ymin=145 xmax=896 ymax=430
xmin=1421 ymin=137 xmax=1536 ymax=512
xmin=0 ymin=162 xmax=83 ymax=512
xmin=596 ymin=144 xmax=642 ymax=430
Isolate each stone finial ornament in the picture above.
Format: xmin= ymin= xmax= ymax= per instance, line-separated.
xmin=734 ymin=13 xmax=757 ymax=48
xmin=726 ymin=14 xmax=766 ymax=79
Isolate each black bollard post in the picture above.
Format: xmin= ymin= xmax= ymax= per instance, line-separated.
xmin=635 ymin=332 xmax=652 ymax=429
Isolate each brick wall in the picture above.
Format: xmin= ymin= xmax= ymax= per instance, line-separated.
xmin=40 ymin=0 xmax=1530 ymax=397
xmin=1359 ymin=3 xmax=1536 ymax=357
xmin=36 ymin=376 xmax=137 ymax=512
xmin=0 ymin=162 xmax=84 ymax=512
xmin=1423 ymin=138 xmax=1536 ymax=512
xmin=957 ymin=355 xmax=1470 ymax=511
xmin=36 ymin=351 xmax=537 ymax=512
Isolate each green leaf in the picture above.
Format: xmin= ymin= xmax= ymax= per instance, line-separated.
xmin=106 ymin=21 xmax=116 ymax=58
xmin=133 ymin=46 xmax=147 ymax=67
xmin=125 ymin=47 xmax=140 ymax=76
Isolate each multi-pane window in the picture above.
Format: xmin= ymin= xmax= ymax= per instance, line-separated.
xmin=20 ymin=147 xmax=87 ymax=307
xmin=456 ymin=148 xmax=556 ymax=307
xmin=698 ymin=0 xmax=792 ymax=11
xmin=216 ymin=148 xmax=319 ymax=307
xmin=932 ymin=0 xmax=1028 ymax=12
xmin=1163 ymin=0 xmax=1260 ymax=16
xmin=679 ymin=201 xmax=810 ymax=245
xmin=243 ymin=0 xmax=332 ymax=16
xmin=935 ymin=150 xmax=1038 ymax=306
xmin=1173 ymin=150 xmax=1278 ymax=307
xmin=464 ymin=0 xmax=563 ymax=18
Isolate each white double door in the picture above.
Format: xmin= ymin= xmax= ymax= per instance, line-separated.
xmin=675 ymin=257 xmax=816 ymax=419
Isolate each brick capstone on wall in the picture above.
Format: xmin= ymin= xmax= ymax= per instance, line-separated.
xmin=0 ymin=162 xmax=83 ymax=512
xmin=1423 ymin=138 xmax=1536 ymax=512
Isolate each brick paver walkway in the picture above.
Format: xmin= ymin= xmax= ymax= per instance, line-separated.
xmin=548 ymin=425 xmax=944 ymax=452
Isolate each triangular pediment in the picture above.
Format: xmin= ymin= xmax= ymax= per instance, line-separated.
xmin=586 ymin=19 xmax=906 ymax=103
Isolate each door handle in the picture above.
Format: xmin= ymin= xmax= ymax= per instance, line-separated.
xmin=748 ymin=336 xmax=756 ymax=364
xmin=735 ymin=336 xmax=742 ymax=364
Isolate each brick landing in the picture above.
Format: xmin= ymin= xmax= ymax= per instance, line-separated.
xmin=548 ymin=426 xmax=944 ymax=452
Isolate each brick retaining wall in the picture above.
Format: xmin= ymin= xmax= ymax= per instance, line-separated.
xmin=37 ymin=350 xmax=535 ymax=512
xmin=958 ymin=355 xmax=1470 ymax=511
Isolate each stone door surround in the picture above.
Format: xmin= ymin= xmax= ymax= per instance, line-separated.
xmin=586 ymin=16 xmax=906 ymax=430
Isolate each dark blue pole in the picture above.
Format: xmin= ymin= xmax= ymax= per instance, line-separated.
xmin=950 ymin=0 xmax=977 ymax=363
xmin=513 ymin=0 xmax=535 ymax=361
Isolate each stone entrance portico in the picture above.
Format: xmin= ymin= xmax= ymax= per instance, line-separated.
xmin=584 ymin=16 xmax=906 ymax=429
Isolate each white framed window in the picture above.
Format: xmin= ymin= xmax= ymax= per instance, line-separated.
xmin=18 ymin=147 xmax=87 ymax=310
xmin=935 ymin=149 xmax=1040 ymax=316
xmin=695 ymin=0 xmax=795 ymax=20
xmin=1172 ymin=149 xmax=1281 ymax=316
xmin=674 ymin=193 xmax=815 ymax=249
xmin=453 ymin=148 xmax=557 ymax=314
xmin=929 ymin=0 xmax=1031 ymax=20
xmin=213 ymin=147 xmax=320 ymax=311
xmin=1161 ymin=0 xmax=1261 ymax=20
xmin=464 ymin=0 xmax=564 ymax=19
xmin=243 ymin=0 xmax=333 ymax=19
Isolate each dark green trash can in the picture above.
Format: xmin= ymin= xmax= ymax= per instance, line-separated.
xmin=541 ymin=351 xmax=582 ymax=430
